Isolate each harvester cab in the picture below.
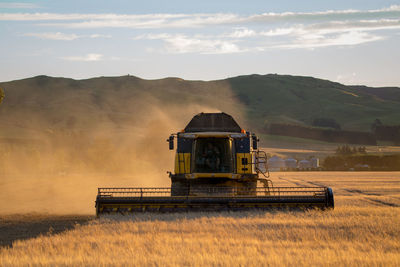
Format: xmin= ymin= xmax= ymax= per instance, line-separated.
xmin=96 ymin=112 xmax=334 ymax=216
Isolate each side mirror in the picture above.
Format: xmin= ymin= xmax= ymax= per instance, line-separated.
xmin=252 ymin=134 xmax=258 ymax=150
xmin=167 ymin=135 xmax=174 ymax=150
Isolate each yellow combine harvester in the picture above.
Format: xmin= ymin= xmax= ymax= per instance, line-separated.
xmin=96 ymin=113 xmax=334 ymax=215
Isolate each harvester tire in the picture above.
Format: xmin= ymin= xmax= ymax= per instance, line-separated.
xmin=171 ymin=181 xmax=189 ymax=196
xmin=237 ymin=181 xmax=257 ymax=196
xmin=326 ymin=187 xmax=334 ymax=209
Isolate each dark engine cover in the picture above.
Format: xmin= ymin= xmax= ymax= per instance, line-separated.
xmin=184 ymin=112 xmax=242 ymax=133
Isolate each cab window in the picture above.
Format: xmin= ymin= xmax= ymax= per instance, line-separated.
xmin=193 ymin=138 xmax=232 ymax=173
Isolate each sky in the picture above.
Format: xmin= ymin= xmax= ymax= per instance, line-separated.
xmin=1 ymin=0 xmax=400 ymax=86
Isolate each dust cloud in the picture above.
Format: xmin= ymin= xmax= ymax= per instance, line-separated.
xmin=0 ymin=82 xmax=246 ymax=214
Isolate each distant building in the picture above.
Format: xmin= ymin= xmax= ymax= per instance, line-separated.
xmin=268 ymin=156 xmax=285 ymax=171
xmin=355 ymin=164 xmax=370 ymax=170
xmin=298 ymin=159 xmax=311 ymax=170
xmin=268 ymin=156 xmax=320 ymax=171
xmin=285 ymin=158 xmax=297 ymax=169
xmin=310 ymin=158 xmax=319 ymax=169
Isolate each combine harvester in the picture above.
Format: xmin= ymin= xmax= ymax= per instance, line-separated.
xmin=96 ymin=113 xmax=334 ymax=215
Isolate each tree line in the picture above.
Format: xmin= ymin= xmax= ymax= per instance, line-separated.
xmin=323 ymin=154 xmax=400 ymax=171
xmin=263 ymin=123 xmax=377 ymax=145
xmin=262 ymin=118 xmax=400 ymax=145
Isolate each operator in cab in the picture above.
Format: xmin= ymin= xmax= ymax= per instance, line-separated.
xmin=204 ymin=142 xmax=221 ymax=172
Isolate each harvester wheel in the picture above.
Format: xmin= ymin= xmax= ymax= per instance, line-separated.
xmin=326 ymin=187 xmax=334 ymax=209
xmin=171 ymin=181 xmax=189 ymax=196
xmin=237 ymin=181 xmax=257 ymax=196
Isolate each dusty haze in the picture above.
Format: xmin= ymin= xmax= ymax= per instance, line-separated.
xmin=0 ymin=78 xmax=246 ymax=214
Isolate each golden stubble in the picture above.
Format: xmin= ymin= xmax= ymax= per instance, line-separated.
xmin=0 ymin=206 xmax=399 ymax=266
xmin=0 ymin=172 xmax=399 ymax=266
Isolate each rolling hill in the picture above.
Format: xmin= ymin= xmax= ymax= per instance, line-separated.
xmin=228 ymin=74 xmax=400 ymax=131
xmin=0 ymin=74 xmax=399 ymax=139
xmin=0 ymin=75 xmax=244 ymax=140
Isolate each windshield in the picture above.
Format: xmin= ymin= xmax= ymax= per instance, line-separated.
xmin=193 ymin=138 xmax=233 ymax=173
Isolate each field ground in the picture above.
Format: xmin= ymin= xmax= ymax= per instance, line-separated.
xmin=1 ymin=172 xmax=400 ymax=266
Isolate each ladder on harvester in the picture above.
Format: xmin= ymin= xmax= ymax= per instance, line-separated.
xmin=253 ymin=150 xmax=273 ymax=195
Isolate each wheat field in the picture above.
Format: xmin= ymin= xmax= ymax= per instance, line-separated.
xmin=1 ymin=172 xmax=400 ymax=266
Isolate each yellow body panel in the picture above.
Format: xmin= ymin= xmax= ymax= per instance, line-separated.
xmin=175 ymin=153 xmax=191 ymax=174
xmin=236 ymin=153 xmax=252 ymax=174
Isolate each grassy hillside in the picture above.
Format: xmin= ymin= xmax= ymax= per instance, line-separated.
xmin=227 ymin=74 xmax=400 ymax=131
xmin=0 ymin=75 xmax=245 ymax=140
xmin=1 ymin=74 xmax=399 ymax=138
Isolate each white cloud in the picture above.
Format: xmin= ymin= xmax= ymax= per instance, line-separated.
xmin=260 ymin=28 xmax=297 ymax=36
xmin=223 ymin=18 xmax=398 ymax=49
xmin=23 ymin=32 xmax=112 ymax=40
xmin=136 ymin=33 xmax=243 ymax=54
xmin=266 ymin=18 xmax=397 ymax=49
xmin=38 ymin=13 xmax=239 ymax=29
xmin=0 ymin=2 xmax=38 ymax=9
xmin=7 ymin=6 xmax=400 ymax=54
xmin=89 ymin=34 xmax=111 ymax=38
xmin=0 ymin=13 xmax=189 ymax=21
xmin=272 ymin=31 xmax=383 ymax=49
xmin=246 ymin=5 xmax=400 ymax=22
xmin=62 ymin=53 xmax=103 ymax=61
xmin=134 ymin=17 xmax=394 ymax=53
xmin=304 ymin=19 xmax=400 ymax=35
xmin=133 ymin=33 xmax=173 ymax=40
xmin=0 ymin=5 xmax=399 ymax=29
xmin=244 ymin=19 xmax=400 ymax=39
xmin=24 ymin=32 xmax=79 ymax=40
xmin=227 ymin=27 xmax=256 ymax=38
xmin=165 ymin=36 xmax=242 ymax=54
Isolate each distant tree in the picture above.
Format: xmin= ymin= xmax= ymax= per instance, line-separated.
xmin=371 ymin=118 xmax=383 ymax=133
xmin=336 ymin=145 xmax=351 ymax=155
xmin=336 ymin=145 xmax=365 ymax=155
xmin=344 ymin=145 xmax=352 ymax=155
xmin=0 ymin=87 xmax=4 ymax=105
xmin=358 ymin=146 xmax=367 ymax=154
xmin=312 ymin=118 xmax=341 ymax=130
